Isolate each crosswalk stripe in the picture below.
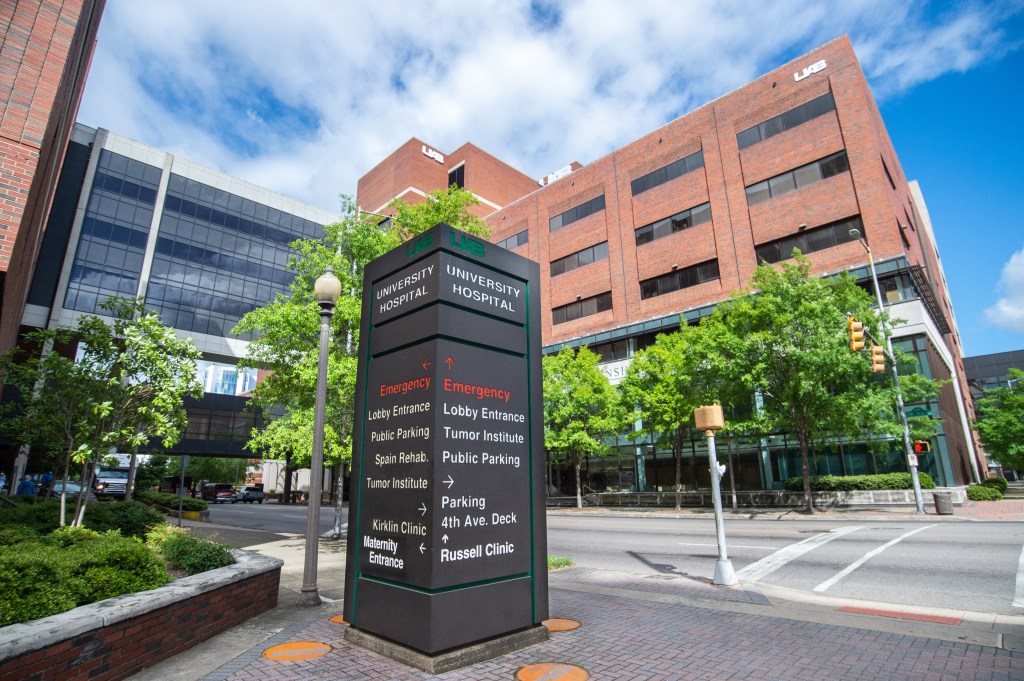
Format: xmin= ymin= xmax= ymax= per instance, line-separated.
xmin=736 ymin=525 xmax=864 ymax=582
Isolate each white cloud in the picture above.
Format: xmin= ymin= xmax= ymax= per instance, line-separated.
xmin=985 ymin=246 xmax=1024 ymax=334
xmin=76 ymin=0 xmax=1023 ymax=213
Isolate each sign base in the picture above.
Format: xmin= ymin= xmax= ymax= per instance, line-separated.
xmin=344 ymin=623 xmax=548 ymax=674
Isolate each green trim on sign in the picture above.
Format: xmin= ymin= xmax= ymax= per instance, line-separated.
xmin=524 ymin=280 xmax=537 ymax=622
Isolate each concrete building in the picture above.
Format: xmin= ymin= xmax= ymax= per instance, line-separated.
xmin=357 ymin=36 xmax=982 ymax=491
xmin=0 ymin=0 xmax=105 ymax=356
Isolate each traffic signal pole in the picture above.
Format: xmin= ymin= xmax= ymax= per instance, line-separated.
xmin=851 ymin=229 xmax=925 ymax=514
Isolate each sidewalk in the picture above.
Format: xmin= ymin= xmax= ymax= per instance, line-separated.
xmin=129 ymin=503 xmax=1024 ymax=680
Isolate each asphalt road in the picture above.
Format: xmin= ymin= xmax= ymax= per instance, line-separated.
xmin=201 ymin=503 xmax=1024 ymax=615
xmin=547 ymin=514 xmax=1024 ymax=615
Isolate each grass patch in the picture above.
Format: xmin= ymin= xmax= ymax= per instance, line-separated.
xmin=547 ymin=555 xmax=574 ymax=570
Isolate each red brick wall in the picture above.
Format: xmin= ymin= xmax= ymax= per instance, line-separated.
xmin=0 ymin=566 xmax=279 ymax=681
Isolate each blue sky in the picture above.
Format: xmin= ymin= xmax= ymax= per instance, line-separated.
xmin=76 ymin=1 xmax=1024 ymax=357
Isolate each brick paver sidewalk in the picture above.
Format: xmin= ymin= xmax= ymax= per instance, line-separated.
xmin=200 ymin=570 xmax=1024 ymax=681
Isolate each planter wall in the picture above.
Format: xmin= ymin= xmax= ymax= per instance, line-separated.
xmin=0 ymin=550 xmax=282 ymax=681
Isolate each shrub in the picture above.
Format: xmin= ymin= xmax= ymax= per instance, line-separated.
xmin=548 ymin=556 xmax=574 ymax=569
xmin=136 ymin=489 xmax=207 ymax=512
xmin=981 ymin=477 xmax=1008 ymax=493
xmin=0 ymin=524 xmax=41 ymax=546
xmin=967 ymin=484 xmax=1002 ymax=501
xmin=784 ymin=472 xmax=936 ymax=492
xmin=147 ymin=525 xmax=234 ymax=575
xmin=0 ymin=531 xmax=170 ymax=626
xmin=0 ymin=499 xmax=166 ymax=538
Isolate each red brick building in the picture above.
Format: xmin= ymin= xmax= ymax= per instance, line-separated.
xmin=0 ymin=0 xmax=105 ymax=355
xmin=357 ymin=36 xmax=982 ymax=491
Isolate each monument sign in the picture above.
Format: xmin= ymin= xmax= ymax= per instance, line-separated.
xmin=344 ymin=223 xmax=547 ymax=655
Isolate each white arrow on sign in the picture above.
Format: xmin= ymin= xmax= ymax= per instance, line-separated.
xmin=444 ymin=475 xmax=454 ymax=488
xmin=419 ymin=543 xmax=426 ymax=554
xmin=418 ymin=502 xmax=427 ymax=516
xmin=442 ymin=534 xmax=449 ymax=543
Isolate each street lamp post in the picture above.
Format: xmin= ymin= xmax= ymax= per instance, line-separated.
xmin=849 ymin=228 xmax=925 ymax=514
xmin=298 ymin=266 xmax=342 ymax=607
xmin=694 ymin=404 xmax=737 ymax=585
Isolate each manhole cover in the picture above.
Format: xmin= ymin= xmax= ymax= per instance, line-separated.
xmin=543 ymin=618 xmax=581 ymax=631
xmin=262 ymin=641 xmax=332 ymax=661
xmin=516 ymin=662 xmax=589 ymax=680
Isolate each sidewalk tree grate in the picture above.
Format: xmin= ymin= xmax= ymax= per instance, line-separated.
xmin=262 ymin=641 xmax=332 ymax=661
xmin=837 ymin=605 xmax=962 ymax=625
xmin=329 ymin=615 xmax=349 ymax=625
xmin=516 ymin=662 xmax=589 ymax=680
xmin=543 ymin=618 xmax=582 ymax=631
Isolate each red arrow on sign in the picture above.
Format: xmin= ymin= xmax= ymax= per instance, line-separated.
xmin=422 ymin=359 xmax=431 ymax=370
xmin=445 ymin=357 xmax=455 ymax=370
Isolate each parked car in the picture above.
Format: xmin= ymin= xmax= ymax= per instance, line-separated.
xmin=52 ymin=480 xmax=94 ymax=499
xmin=201 ymin=483 xmax=237 ymax=504
xmin=236 ymin=486 xmax=265 ymax=504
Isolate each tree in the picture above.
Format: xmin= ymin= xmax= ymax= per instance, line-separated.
xmin=620 ymin=328 xmax=708 ymax=509
xmin=234 ymin=188 xmax=487 ymax=520
xmin=0 ymin=298 xmax=201 ymax=525
xmin=974 ymin=368 xmax=1024 ymax=472
xmin=690 ymin=254 xmax=912 ymax=512
xmin=543 ymin=346 xmax=623 ymax=508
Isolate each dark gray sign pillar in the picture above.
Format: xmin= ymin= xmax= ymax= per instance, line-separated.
xmin=344 ymin=223 xmax=547 ymax=655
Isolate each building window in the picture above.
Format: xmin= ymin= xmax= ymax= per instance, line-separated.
xmin=591 ymin=339 xmax=629 ymax=362
xmin=496 ymin=229 xmax=528 ymax=250
xmin=448 ymin=164 xmax=465 ymax=189
xmin=640 ymin=260 xmax=720 ymax=299
xmin=882 ymin=158 xmax=896 ymax=190
xmin=635 ymin=202 xmax=712 ymax=246
xmin=552 ymin=291 xmax=612 ymax=325
xmin=63 ymin=150 xmax=162 ymax=315
xmin=736 ymin=91 xmax=836 ymax=149
xmin=630 ymin=150 xmax=705 ymax=196
xmin=549 ymin=194 xmax=605 ymax=232
xmin=147 ymin=174 xmax=325 ymax=338
xmin=755 ymin=216 xmax=863 ymax=264
xmin=551 ymin=241 xmax=609 ymax=276
xmin=745 ymin=151 xmax=849 ymax=206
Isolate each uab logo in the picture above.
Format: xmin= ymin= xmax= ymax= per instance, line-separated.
xmin=406 ymin=232 xmax=434 ymax=258
xmin=450 ymin=232 xmax=485 ymax=258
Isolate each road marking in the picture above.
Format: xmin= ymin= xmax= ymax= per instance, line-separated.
xmin=814 ymin=524 xmax=936 ymax=593
xmin=735 ymin=526 xmax=864 ymax=582
xmin=678 ymin=542 xmax=777 ymax=550
xmin=1013 ymin=544 xmax=1024 ymax=608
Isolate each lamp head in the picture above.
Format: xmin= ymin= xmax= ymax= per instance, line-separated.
xmin=849 ymin=228 xmax=861 ymax=239
xmin=315 ymin=267 xmax=342 ymax=307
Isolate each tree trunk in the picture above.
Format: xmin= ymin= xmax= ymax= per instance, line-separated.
xmin=673 ymin=445 xmax=682 ymax=511
xmin=126 ymin=448 xmax=139 ymax=499
xmin=573 ymin=453 xmax=583 ymax=509
xmin=58 ymin=450 xmax=72 ymax=527
xmin=74 ymin=464 xmax=95 ymax=527
xmin=282 ymin=454 xmax=293 ymax=504
xmin=727 ymin=437 xmax=738 ymax=510
xmin=799 ymin=430 xmax=813 ymax=512
xmin=332 ymin=463 xmax=346 ymax=539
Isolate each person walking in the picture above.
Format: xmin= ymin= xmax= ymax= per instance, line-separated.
xmin=16 ymin=475 xmax=35 ymax=496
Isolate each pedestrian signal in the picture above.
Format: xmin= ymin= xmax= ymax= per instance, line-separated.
xmin=912 ymin=440 xmax=931 ymax=454
xmin=848 ymin=317 xmax=865 ymax=352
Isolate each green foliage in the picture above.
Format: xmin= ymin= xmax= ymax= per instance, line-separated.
xmin=146 ymin=525 xmax=234 ymax=575
xmin=0 ymin=499 xmax=165 ymax=538
xmin=185 ymin=456 xmax=245 ymax=486
xmin=0 ymin=530 xmax=170 ymax=626
xmin=543 ymin=346 xmax=623 ymax=508
xmin=974 ymin=368 xmax=1024 ymax=472
xmin=981 ymin=476 xmax=1009 ymax=492
xmin=0 ymin=524 xmax=40 ymax=547
xmin=134 ymin=454 xmax=171 ymax=492
xmin=686 ymin=254 xmax=940 ymax=511
xmin=967 ymin=484 xmax=1003 ymax=501
xmin=235 ymin=189 xmax=491 ymax=467
xmin=136 ymin=489 xmax=207 ymax=511
xmin=783 ymin=472 xmax=936 ymax=491
xmin=547 ymin=556 xmax=575 ymax=569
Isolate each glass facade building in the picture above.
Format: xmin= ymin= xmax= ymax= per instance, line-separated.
xmin=22 ymin=125 xmax=338 ymax=457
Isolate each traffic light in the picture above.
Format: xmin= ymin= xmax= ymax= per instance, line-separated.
xmin=912 ymin=440 xmax=931 ymax=454
xmin=870 ymin=343 xmax=886 ymax=373
xmin=848 ymin=316 xmax=865 ymax=352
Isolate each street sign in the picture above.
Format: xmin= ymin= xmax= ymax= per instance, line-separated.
xmin=344 ymin=223 xmax=547 ymax=655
